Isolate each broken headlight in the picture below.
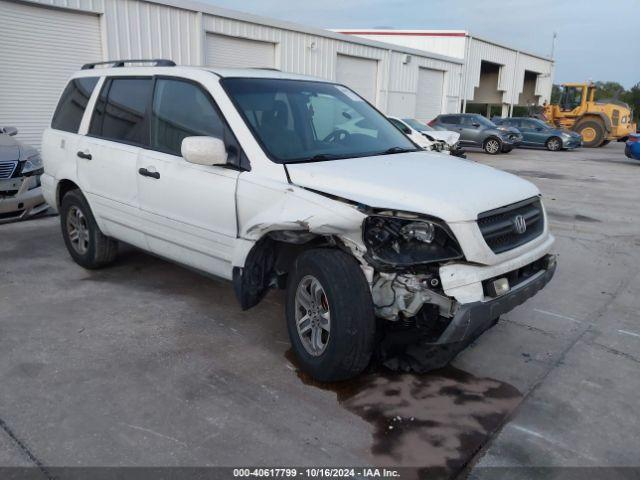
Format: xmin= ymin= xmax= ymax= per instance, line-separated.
xmin=363 ymin=215 xmax=463 ymax=268
xmin=21 ymin=154 xmax=43 ymax=176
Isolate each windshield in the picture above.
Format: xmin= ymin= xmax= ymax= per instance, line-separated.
xmin=530 ymin=118 xmax=550 ymax=130
xmin=222 ymin=78 xmax=418 ymax=163
xmin=402 ymin=118 xmax=434 ymax=131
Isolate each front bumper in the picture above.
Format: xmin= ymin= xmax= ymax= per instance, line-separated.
xmin=562 ymin=137 xmax=582 ymax=149
xmin=438 ymin=255 xmax=556 ymax=345
xmin=501 ymin=134 xmax=523 ymax=146
xmin=380 ymin=254 xmax=556 ymax=373
xmin=0 ymin=176 xmax=48 ymax=223
xmin=626 ymin=143 xmax=640 ymax=160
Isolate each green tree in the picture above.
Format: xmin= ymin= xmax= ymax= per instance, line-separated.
xmin=594 ymin=81 xmax=626 ymax=101
xmin=621 ymin=83 xmax=640 ymax=124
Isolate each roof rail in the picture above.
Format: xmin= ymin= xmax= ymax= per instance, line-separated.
xmin=81 ymin=59 xmax=176 ymax=70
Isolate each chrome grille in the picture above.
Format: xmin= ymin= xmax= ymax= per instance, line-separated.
xmin=477 ymin=197 xmax=544 ymax=254
xmin=0 ymin=161 xmax=18 ymax=179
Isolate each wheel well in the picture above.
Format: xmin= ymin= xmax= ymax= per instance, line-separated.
xmin=233 ymin=231 xmax=348 ymax=310
xmin=57 ymin=179 xmax=80 ymax=209
xmin=575 ymin=114 xmax=609 ymax=132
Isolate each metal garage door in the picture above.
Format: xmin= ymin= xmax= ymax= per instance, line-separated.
xmin=336 ymin=54 xmax=378 ymax=104
xmin=206 ymin=34 xmax=276 ymax=69
xmin=415 ymin=68 xmax=445 ymax=122
xmin=0 ymin=1 xmax=102 ymax=149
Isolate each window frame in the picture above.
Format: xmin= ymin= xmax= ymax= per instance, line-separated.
xmin=51 ymin=77 xmax=100 ymax=134
xmin=88 ymin=75 xmax=154 ymax=148
xmin=86 ymin=74 xmax=249 ymax=171
xmin=149 ymin=75 xmax=249 ymax=171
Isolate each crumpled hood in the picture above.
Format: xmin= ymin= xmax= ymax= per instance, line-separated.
xmin=287 ymin=151 xmax=540 ymax=223
xmin=0 ymin=134 xmax=20 ymax=161
xmin=423 ymin=130 xmax=460 ymax=145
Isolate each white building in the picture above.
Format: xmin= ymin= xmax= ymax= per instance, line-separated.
xmin=336 ymin=30 xmax=555 ymax=119
xmin=0 ymin=0 xmax=464 ymax=149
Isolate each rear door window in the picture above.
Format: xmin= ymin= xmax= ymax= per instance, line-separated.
xmin=440 ymin=115 xmax=460 ymax=125
xmin=51 ymin=77 xmax=99 ymax=133
xmin=89 ymin=77 xmax=152 ymax=145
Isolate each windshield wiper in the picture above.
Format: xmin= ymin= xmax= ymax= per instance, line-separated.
xmin=297 ymin=153 xmax=344 ymax=162
xmin=381 ymin=146 xmax=419 ymax=155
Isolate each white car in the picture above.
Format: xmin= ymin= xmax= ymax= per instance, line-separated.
xmin=391 ymin=117 xmax=461 ymax=153
xmin=42 ymin=60 xmax=556 ymax=381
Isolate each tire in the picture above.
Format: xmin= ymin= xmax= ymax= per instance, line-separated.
xmin=60 ymin=189 xmax=118 ymax=269
xmin=546 ymin=136 xmax=562 ymax=151
xmin=575 ymin=120 xmax=605 ymax=147
xmin=286 ymin=249 xmax=375 ymax=382
xmin=483 ymin=137 xmax=502 ymax=155
xmin=501 ymin=146 xmax=513 ymax=153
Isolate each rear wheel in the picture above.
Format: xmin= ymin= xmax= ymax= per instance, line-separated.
xmin=286 ymin=249 xmax=375 ymax=382
xmin=546 ymin=136 xmax=562 ymax=151
xmin=483 ymin=137 xmax=502 ymax=155
xmin=60 ymin=189 xmax=118 ymax=269
xmin=575 ymin=120 xmax=605 ymax=147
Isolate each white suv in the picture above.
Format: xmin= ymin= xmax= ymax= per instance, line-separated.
xmin=42 ymin=60 xmax=556 ymax=381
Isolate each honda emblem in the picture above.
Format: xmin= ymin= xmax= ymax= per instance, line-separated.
xmin=513 ymin=215 xmax=527 ymax=234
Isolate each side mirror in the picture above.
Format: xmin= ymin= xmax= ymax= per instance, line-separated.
xmin=2 ymin=126 xmax=18 ymax=136
xmin=181 ymin=136 xmax=228 ymax=166
xmin=472 ymin=122 xmax=480 ymax=128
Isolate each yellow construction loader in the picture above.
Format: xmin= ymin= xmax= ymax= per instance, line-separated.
xmin=539 ymin=83 xmax=636 ymax=147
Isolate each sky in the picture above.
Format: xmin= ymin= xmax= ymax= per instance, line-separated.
xmin=202 ymin=0 xmax=639 ymax=89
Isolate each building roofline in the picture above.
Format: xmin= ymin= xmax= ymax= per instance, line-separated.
xmin=334 ymin=29 xmax=553 ymax=62
xmin=135 ymin=0 xmax=463 ymax=64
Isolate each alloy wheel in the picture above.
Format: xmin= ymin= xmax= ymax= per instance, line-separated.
xmin=66 ymin=205 xmax=90 ymax=255
xmin=294 ymin=275 xmax=331 ymax=356
xmin=548 ymin=138 xmax=561 ymax=151
xmin=485 ymin=139 xmax=500 ymax=154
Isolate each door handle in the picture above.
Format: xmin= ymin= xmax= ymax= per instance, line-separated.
xmin=77 ymin=150 xmax=92 ymax=160
xmin=138 ymin=167 xmax=160 ymax=179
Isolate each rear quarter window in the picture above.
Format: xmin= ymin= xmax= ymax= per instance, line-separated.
xmin=51 ymin=77 xmax=99 ymax=133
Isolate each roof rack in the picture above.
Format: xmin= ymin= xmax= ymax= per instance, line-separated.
xmin=81 ymin=59 xmax=176 ymax=70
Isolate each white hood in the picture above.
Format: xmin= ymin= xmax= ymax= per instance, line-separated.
xmin=422 ymin=129 xmax=460 ymax=146
xmin=287 ymin=151 xmax=540 ymax=223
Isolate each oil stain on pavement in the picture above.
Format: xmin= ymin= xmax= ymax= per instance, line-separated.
xmin=287 ymin=351 xmax=522 ymax=479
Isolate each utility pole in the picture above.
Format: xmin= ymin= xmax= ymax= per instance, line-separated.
xmin=550 ymin=31 xmax=557 ymax=59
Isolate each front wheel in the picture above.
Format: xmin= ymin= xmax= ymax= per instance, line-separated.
xmin=546 ymin=136 xmax=562 ymax=151
xmin=575 ymin=120 xmax=605 ymax=147
xmin=286 ymin=249 xmax=375 ymax=382
xmin=483 ymin=137 xmax=502 ymax=155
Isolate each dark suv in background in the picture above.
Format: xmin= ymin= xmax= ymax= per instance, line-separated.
xmin=493 ymin=117 xmax=582 ymax=151
xmin=430 ymin=113 xmax=522 ymax=155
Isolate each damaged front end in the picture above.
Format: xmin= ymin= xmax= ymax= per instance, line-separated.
xmin=233 ymin=184 xmax=556 ymax=374
xmin=364 ymin=210 xmax=557 ymax=373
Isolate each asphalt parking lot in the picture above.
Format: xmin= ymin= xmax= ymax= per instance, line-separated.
xmin=1 ymin=142 xmax=639 ymax=478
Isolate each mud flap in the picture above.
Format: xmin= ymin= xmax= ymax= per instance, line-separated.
xmin=233 ymin=237 xmax=277 ymax=310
